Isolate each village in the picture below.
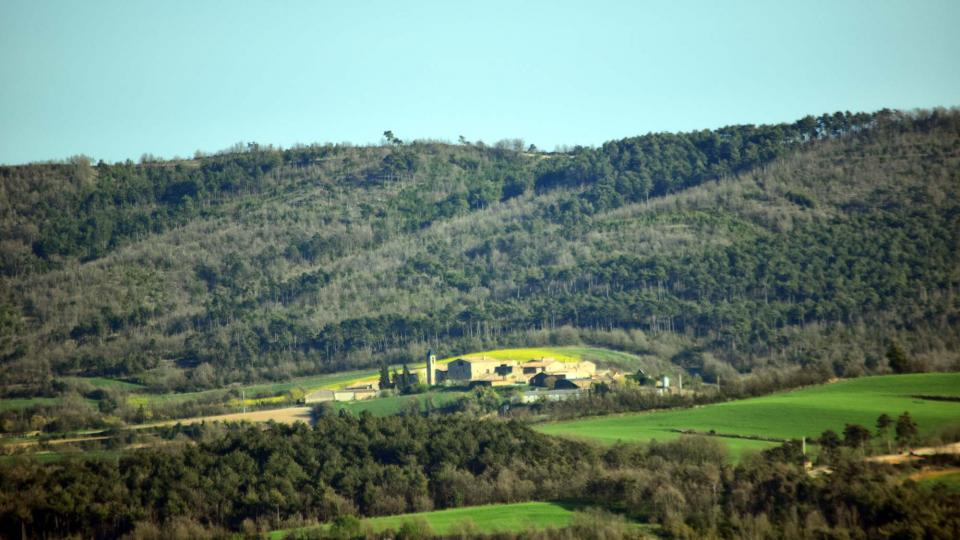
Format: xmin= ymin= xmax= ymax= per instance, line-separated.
xmin=303 ymin=350 xmax=685 ymax=405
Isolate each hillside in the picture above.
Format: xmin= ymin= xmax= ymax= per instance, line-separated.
xmin=1 ymin=109 xmax=959 ymax=403
xmin=537 ymin=372 xmax=960 ymax=457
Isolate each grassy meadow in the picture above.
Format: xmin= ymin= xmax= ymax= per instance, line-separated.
xmin=536 ymin=373 xmax=960 ymax=458
xmin=917 ymin=471 xmax=960 ymax=493
xmin=330 ymin=390 xmax=468 ymax=416
xmin=0 ymin=397 xmax=62 ymax=412
xmin=62 ymin=376 xmax=144 ymax=391
xmin=271 ymin=501 xmax=578 ymax=538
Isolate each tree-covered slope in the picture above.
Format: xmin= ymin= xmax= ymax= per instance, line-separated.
xmin=1 ymin=109 xmax=958 ymax=394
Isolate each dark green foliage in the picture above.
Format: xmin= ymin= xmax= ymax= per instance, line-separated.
xmin=0 ymin=415 xmax=595 ymax=538
xmin=842 ymin=423 xmax=872 ymax=449
xmin=887 ymin=340 xmax=914 ymax=374
xmin=2 ymin=417 xmax=958 ymax=538
xmin=328 ymin=515 xmax=363 ymax=539
xmin=819 ymin=429 xmax=841 ymax=451
xmin=896 ymin=411 xmax=919 ymax=447
xmin=2 ymin=109 xmax=960 ymax=394
xmin=378 ymin=362 xmax=392 ymax=390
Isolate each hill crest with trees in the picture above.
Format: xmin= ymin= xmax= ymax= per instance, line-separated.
xmin=1 ymin=108 xmax=958 ymax=398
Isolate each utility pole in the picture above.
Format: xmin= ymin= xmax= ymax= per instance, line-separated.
xmin=241 ymin=389 xmax=246 ymax=414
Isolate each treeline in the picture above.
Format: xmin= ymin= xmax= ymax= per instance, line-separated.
xmin=0 ymin=109 xmax=910 ymax=273
xmin=1 ymin=413 xmax=957 ymax=538
xmin=534 ymin=110 xmax=879 ymax=210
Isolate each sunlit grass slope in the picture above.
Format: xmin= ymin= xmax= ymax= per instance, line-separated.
xmin=271 ymin=501 xmax=576 ymax=538
xmin=330 ymin=390 xmax=467 ymax=416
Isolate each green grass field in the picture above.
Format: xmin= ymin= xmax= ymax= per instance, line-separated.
xmin=271 ymin=501 xmax=577 ymax=538
xmin=537 ymin=373 xmax=960 ymax=458
xmin=62 ymin=376 xmax=144 ymax=391
xmin=0 ymin=397 xmax=62 ymax=412
xmin=331 ymin=390 xmax=467 ymax=416
xmin=917 ymin=471 xmax=960 ymax=492
xmin=241 ymin=370 xmax=376 ymax=396
xmin=127 ymin=369 xmax=377 ymax=408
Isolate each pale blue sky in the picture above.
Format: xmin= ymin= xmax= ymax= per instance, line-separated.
xmin=1 ymin=0 xmax=958 ymax=164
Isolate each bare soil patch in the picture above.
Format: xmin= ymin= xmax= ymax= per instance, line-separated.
xmin=867 ymin=442 xmax=960 ymax=464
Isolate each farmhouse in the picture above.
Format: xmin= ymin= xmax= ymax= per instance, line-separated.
xmin=437 ymin=355 xmax=600 ymax=389
xmin=521 ymin=358 xmax=557 ymax=375
xmin=529 ymin=372 xmax=561 ymax=388
xmin=446 ymin=357 xmax=518 ymax=381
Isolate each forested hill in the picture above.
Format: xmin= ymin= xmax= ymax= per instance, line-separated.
xmin=2 ymin=109 xmax=959 ymax=393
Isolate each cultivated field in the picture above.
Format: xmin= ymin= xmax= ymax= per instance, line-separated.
xmin=536 ymin=373 xmax=960 ymax=458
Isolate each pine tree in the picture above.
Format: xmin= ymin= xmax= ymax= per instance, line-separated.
xmin=378 ymin=362 xmax=392 ymax=390
xmin=886 ymin=341 xmax=912 ymax=374
xmin=876 ymin=413 xmax=893 ymax=453
xmin=895 ymin=412 xmax=918 ymax=450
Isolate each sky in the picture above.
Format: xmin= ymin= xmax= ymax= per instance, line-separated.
xmin=1 ymin=0 xmax=959 ymax=164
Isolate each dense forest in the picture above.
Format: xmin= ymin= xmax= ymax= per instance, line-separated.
xmin=1 ymin=109 xmax=959 ymax=399
xmin=1 ymin=413 xmax=957 ymax=538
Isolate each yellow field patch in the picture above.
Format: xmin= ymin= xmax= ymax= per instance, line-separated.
xmin=236 ymin=396 xmax=286 ymax=407
xmin=448 ymin=348 xmax=582 ymax=364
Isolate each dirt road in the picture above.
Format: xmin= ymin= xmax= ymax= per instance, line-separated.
xmin=867 ymin=441 xmax=960 ymax=464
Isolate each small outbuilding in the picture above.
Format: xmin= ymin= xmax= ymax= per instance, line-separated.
xmin=304 ymin=389 xmax=335 ymax=404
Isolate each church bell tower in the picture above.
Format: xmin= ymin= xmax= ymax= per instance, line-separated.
xmin=426 ymin=349 xmax=437 ymax=386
